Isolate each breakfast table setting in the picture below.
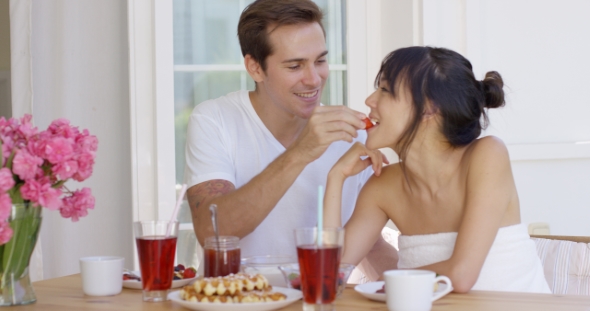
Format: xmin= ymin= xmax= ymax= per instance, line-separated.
xmin=1 ymin=273 xmax=589 ymax=310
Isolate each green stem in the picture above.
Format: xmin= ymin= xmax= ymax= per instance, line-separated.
xmin=0 ymin=204 xmax=42 ymax=288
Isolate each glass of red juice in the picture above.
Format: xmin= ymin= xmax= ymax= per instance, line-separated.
xmin=133 ymin=221 xmax=179 ymax=302
xmin=295 ymin=227 xmax=344 ymax=311
xmin=204 ymin=236 xmax=240 ymax=277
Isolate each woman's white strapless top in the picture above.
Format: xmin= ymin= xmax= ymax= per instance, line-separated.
xmin=397 ymin=223 xmax=551 ymax=293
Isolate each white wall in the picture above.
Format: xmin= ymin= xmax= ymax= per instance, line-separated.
xmin=422 ymin=0 xmax=590 ymax=236
xmin=31 ymin=0 xmax=134 ymax=279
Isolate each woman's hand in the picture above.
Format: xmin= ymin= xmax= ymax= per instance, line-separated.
xmin=330 ymin=142 xmax=389 ymax=181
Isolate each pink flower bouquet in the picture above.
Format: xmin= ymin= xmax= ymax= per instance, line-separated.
xmin=0 ymin=114 xmax=98 ymax=245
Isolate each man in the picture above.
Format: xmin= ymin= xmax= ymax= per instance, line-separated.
xmin=185 ymin=0 xmax=396 ymax=279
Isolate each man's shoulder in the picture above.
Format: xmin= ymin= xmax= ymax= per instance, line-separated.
xmin=192 ymin=90 xmax=249 ymax=117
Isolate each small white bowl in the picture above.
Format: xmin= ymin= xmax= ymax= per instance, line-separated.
xmin=241 ymin=255 xmax=297 ymax=287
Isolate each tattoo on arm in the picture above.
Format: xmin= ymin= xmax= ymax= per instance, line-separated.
xmin=187 ymin=180 xmax=235 ymax=212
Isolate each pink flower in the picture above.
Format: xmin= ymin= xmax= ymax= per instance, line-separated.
xmin=52 ymin=160 xmax=79 ymax=180
xmin=38 ymin=187 xmax=62 ymax=210
xmin=0 ymin=193 xmax=12 ymax=221
xmin=73 ymin=153 xmax=95 ymax=182
xmin=20 ymin=180 xmax=42 ymax=203
xmin=76 ymin=131 xmax=98 ymax=155
xmin=48 ymin=119 xmax=79 ymax=139
xmin=0 ymin=117 xmax=17 ymax=137
xmin=12 ymin=150 xmax=43 ymax=180
xmin=20 ymin=179 xmax=61 ymax=210
xmin=0 ymin=115 xmax=97 ymax=245
xmin=44 ymin=137 xmax=74 ymax=164
xmin=1 ymin=140 xmax=13 ymax=166
xmin=17 ymin=114 xmax=37 ymax=140
xmin=0 ymin=221 xmax=13 ymax=245
xmin=60 ymin=188 xmax=94 ymax=222
xmin=0 ymin=168 xmax=15 ymax=193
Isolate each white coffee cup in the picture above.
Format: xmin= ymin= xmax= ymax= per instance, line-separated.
xmin=80 ymin=256 xmax=124 ymax=296
xmin=383 ymin=269 xmax=453 ymax=311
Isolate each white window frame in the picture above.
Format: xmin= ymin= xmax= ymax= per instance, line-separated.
xmin=128 ymin=0 xmax=176 ymax=224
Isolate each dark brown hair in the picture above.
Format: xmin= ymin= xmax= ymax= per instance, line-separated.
xmin=375 ymin=46 xmax=505 ymax=167
xmin=238 ymin=0 xmax=325 ymax=71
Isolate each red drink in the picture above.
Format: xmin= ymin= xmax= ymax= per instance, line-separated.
xmin=297 ymin=244 xmax=342 ymax=304
xmin=204 ymin=247 xmax=241 ymax=277
xmin=203 ymin=236 xmax=240 ymax=277
xmin=136 ymin=236 xmax=177 ymax=291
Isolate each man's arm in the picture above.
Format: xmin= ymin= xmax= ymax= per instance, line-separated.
xmin=188 ymin=105 xmax=368 ymax=246
xmin=188 ymin=148 xmax=308 ymax=246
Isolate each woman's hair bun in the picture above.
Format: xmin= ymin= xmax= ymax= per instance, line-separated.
xmin=482 ymin=71 xmax=505 ymax=109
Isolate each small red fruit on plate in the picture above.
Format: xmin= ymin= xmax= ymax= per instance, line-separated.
xmin=288 ymin=273 xmax=301 ymax=290
xmin=363 ymin=118 xmax=374 ymax=130
xmin=183 ymin=267 xmax=197 ymax=279
xmin=122 ymin=273 xmax=140 ymax=281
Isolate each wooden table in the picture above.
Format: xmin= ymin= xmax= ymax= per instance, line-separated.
xmin=5 ymin=274 xmax=590 ymax=310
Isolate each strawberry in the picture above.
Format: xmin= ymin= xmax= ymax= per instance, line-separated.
xmin=363 ymin=118 xmax=374 ymax=129
xmin=123 ymin=273 xmax=140 ymax=281
xmin=183 ymin=267 xmax=197 ymax=279
xmin=290 ymin=275 xmax=301 ymax=290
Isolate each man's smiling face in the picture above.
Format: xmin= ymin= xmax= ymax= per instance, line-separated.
xmin=258 ymin=22 xmax=328 ymax=119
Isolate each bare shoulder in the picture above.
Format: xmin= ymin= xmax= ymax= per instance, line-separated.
xmin=465 ymin=135 xmax=510 ymax=166
xmin=358 ymin=163 xmax=404 ymax=206
xmin=365 ymin=162 xmax=403 ymax=188
xmin=463 ymin=136 xmax=513 ymax=186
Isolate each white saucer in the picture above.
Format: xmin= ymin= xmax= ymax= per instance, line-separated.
xmin=122 ymin=270 xmax=197 ymax=290
xmin=354 ymin=281 xmax=450 ymax=302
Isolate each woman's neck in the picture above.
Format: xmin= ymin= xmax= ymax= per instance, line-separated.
xmin=399 ymin=127 xmax=468 ymax=197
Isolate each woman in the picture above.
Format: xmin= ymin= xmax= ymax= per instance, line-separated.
xmin=324 ymin=46 xmax=550 ymax=293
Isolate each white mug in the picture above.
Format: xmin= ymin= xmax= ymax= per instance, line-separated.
xmin=80 ymin=256 xmax=124 ymax=296
xmin=384 ymin=269 xmax=453 ymax=311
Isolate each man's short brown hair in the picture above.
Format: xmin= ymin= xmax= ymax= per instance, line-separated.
xmin=238 ymin=0 xmax=325 ymax=71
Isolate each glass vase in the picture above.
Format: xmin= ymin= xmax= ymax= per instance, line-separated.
xmin=0 ymin=203 xmax=42 ymax=306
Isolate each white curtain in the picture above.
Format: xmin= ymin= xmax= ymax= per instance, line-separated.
xmin=9 ymin=0 xmax=43 ymax=282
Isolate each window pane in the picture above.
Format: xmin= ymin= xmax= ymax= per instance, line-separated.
xmin=173 ymin=0 xmax=255 ymax=65
xmin=315 ymin=0 xmax=347 ymax=65
xmin=322 ymin=71 xmax=347 ymax=106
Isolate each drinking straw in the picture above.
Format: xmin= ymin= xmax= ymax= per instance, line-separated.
xmin=317 ymin=185 xmax=323 ymax=246
xmin=167 ymin=183 xmax=187 ymax=236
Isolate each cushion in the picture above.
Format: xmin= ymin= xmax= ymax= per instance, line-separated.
xmin=532 ymin=237 xmax=590 ymax=295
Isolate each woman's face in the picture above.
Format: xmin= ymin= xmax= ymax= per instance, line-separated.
xmin=364 ymin=78 xmax=415 ymax=151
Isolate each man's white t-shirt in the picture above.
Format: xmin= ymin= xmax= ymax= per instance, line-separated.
xmin=185 ymin=90 xmax=372 ymax=258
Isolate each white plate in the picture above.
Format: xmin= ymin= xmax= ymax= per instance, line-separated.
xmin=167 ymin=287 xmax=302 ymax=311
xmin=354 ymin=281 xmax=450 ymax=302
xmin=122 ymin=271 xmax=197 ymax=290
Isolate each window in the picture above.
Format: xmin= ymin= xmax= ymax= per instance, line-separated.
xmin=172 ymin=0 xmax=348 ymax=267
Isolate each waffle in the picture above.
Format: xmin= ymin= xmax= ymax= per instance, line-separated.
xmin=180 ymin=273 xmax=287 ymax=303
xmin=189 ymin=273 xmax=270 ymax=296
